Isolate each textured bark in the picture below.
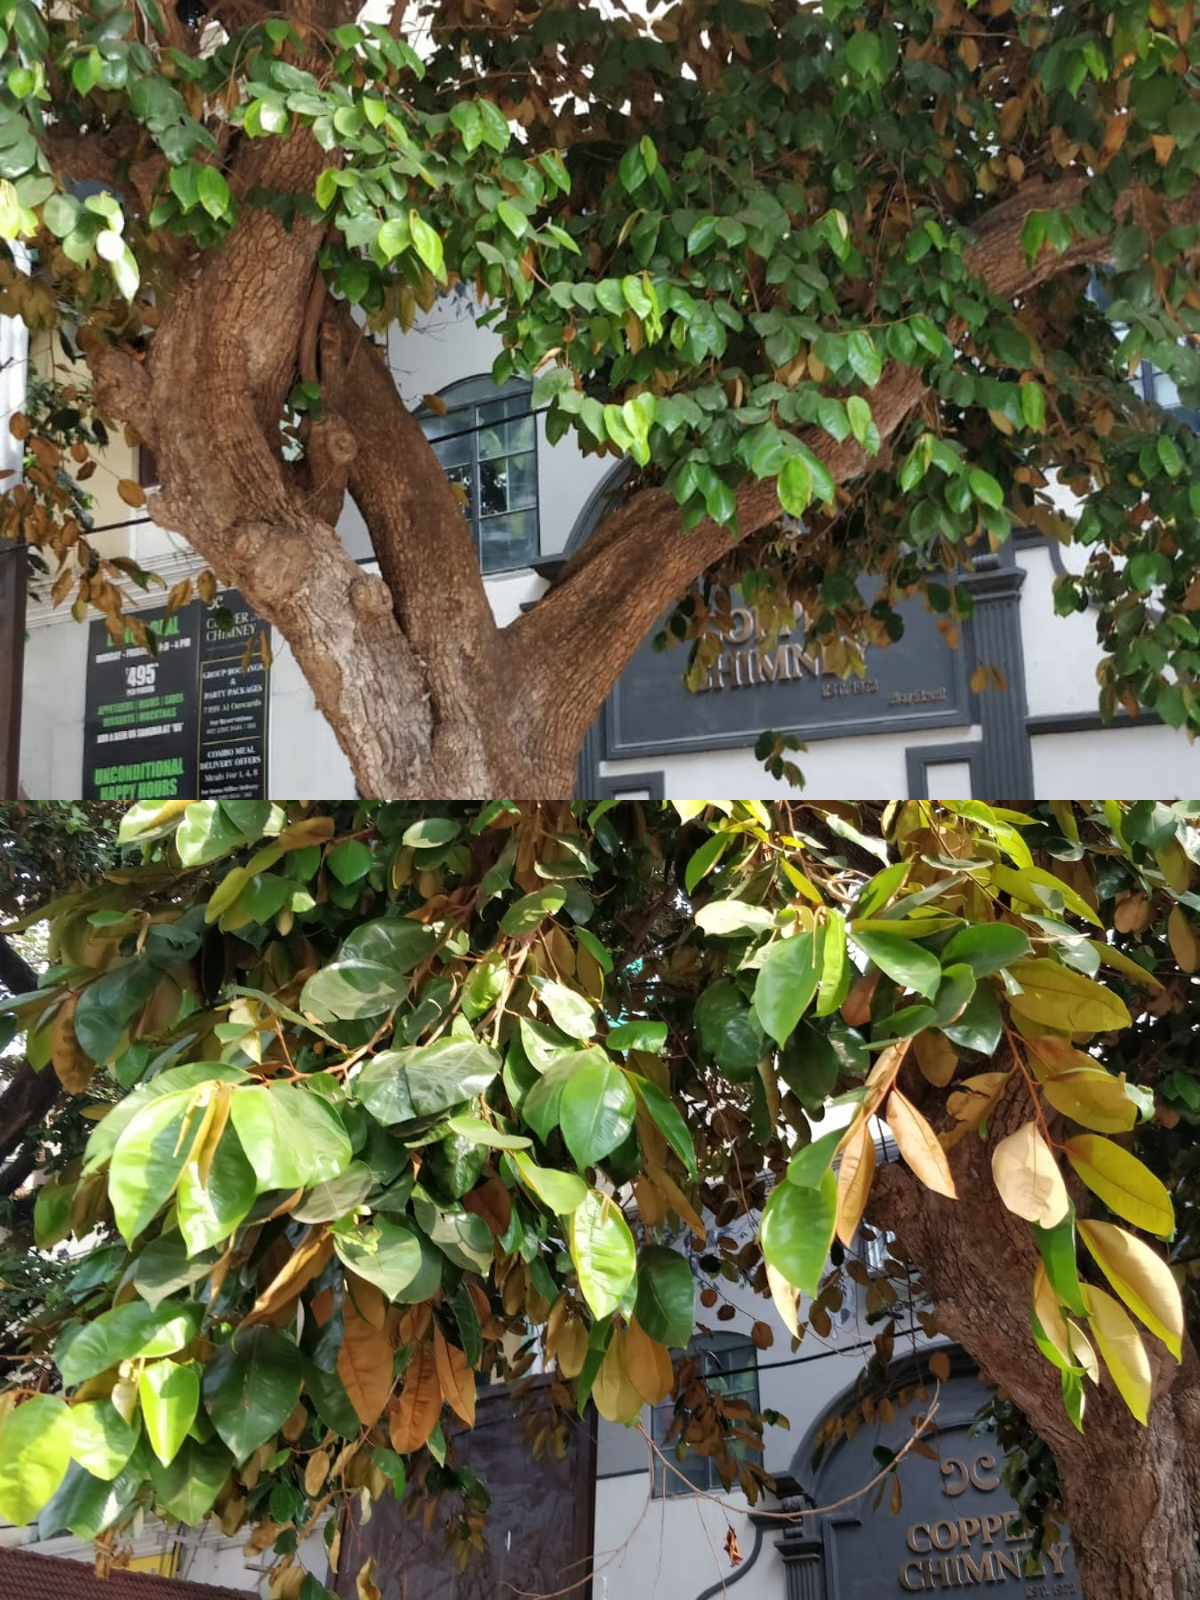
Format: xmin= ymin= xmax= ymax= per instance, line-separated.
xmin=84 ymin=149 xmax=1200 ymax=795
xmin=872 ymin=1059 xmax=1200 ymax=1600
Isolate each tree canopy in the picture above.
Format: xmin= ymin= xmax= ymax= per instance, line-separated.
xmin=0 ymin=798 xmax=1196 ymax=1600
xmin=0 ymin=0 xmax=1198 ymax=793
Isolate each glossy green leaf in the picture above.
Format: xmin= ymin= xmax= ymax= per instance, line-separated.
xmin=176 ymin=1126 xmax=258 ymax=1252
xmin=229 ymin=1084 xmax=352 ymax=1192
xmin=569 ymin=1190 xmax=636 ymax=1319
xmin=332 ymin=1217 xmax=424 ymax=1299
xmin=299 ymin=959 xmax=410 ymax=1021
xmin=940 ymin=922 xmax=1031 ymax=977
xmin=513 ymin=1152 xmax=588 ymax=1213
xmin=327 ymin=839 xmax=375 ymax=884
xmin=58 ymin=1299 xmax=202 ymax=1388
xmin=139 ymin=1359 xmax=200 ymax=1465
xmin=849 ymin=928 xmax=942 ymax=998
xmin=634 ymin=1246 xmax=696 ymax=1348
xmin=786 ymin=1126 xmax=842 ymax=1189
xmin=354 ymin=1038 xmax=501 ymax=1124
xmin=500 ymin=888 xmax=567 ymax=934
xmin=607 ymin=1019 xmax=668 ymax=1054
xmin=754 ymin=930 xmax=820 ymax=1045
xmin=760 ymin=1168 xmax=837 ymax=1297
xmin=337 ymin=917 xmax=437 ymax=971
xmin=627 ymin=1072 xmax=697 ymax=1179
xmin=69 ymin=1401 xmax=138 ymax=1479
xmin=149 ymin=1437 xmax=234 ymax=1521
xmin=534 ymin=978 xmax=596 ymax=1040
xmin=560 ymin=1061 xmax=637 ymax=1168
xmin=695 ymin=978 xmax=765 ymax=1079
xmin=200 ymin=1328 xmax=303 ymax=1463
xmin=0 ymin=1396 xmax=75 ymax=1524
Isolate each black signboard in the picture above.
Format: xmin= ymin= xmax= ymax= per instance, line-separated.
xmin=602 ymin=587 xmax=972 ymax=760
xmin=781 ymin=1354 xmax=1079 ymax=1598
xmin=82 ymin=590 xmax=269 ymax=803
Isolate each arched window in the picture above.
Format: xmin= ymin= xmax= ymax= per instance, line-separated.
xmin=419 ymin=376 xmax=540 ymax=574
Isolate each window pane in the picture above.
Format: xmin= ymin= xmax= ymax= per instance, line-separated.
xmin=479 ymin=509 xmax=537 ymax=572
xmin=507 ymin=450 xmax=537 ymax=509
xmin=427 ymin=425 xmax=472 ymax=471
xmin=479 ymin=457 xmax=512 ymax=517
xmin=478 ymin=397 xmax=535 ymax=458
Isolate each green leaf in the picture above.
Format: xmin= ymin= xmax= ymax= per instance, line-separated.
xmin=175 ymin=1125 xmax=257 ymax=1253
xmin=1020 ymin=382 xmax=1046 ymax=431
xmin=200 ymin=1328 xmax=303 ymax=1463
xmin=695 ymin=978 xmax=765 ymax=1079
xmin=41 ymin=1448 xmax=147 ymax=1541
xmin=139 ymin=1359 xmax=200 ymax=1465
xmin=634 ymin=1246 xmax=696 ymax=1348
xmin=1035 ymin=1210 xmax=1087 ymax=1318
xmin=68 ymin=1401 xmax=137 ymax=1479
xmin=777 ymin=454 xmax=812 ymax=516
xmin=627 ymin=1073 xmax=697 ymax=1179
xmin=149 ymin=1437 xmax=233 ymax=1522
xmin=845 ymin=394 xmax=878 ymax=453
xmin=760 ymin=1168 xmax=837 ymax=1296
xmin=401 ymin=817 xmax=461 ymax=848
xmin=0 ymin=1397 xmax=74 ymax=1524
xmin=84 ymin=1062 xmax=250 ymax=1174
xmin=133 ymin=1234 xmax=218 ymax=1310
xmin=108 ymin=1087 xmax=197 ymax=1244
xmin=57 ymin=1300 xmax=202 ymax=1388
xmin=337 ymin=917 xmax=438 ymax=972
xmin=175 ymin=801 xmax=250 ymax=865
xmin=559 ymin=1062 xmax=637 ymax=1168
xmin=299 ymin=959 xmax=410 ymax=1021
xmin=74 ymin=961 xmax=162 ymax=1064
xmin=941 ymin=983 xmax=1002 ymax=1054
xmin=569 ymin=1191 xmax=636 ymax=1319
xmin=968 ymin=468 xmax=1004 ymax=510
xmin=500 ymin=887 xmax=567 ymax=933
xmin=409 ymin=211 xmax=445 ymax=280
xmin=534 ymin=978 xmax=596 ymax=1040
xmin=229 ymin=1084 xmax=352 ymax=1192
xmin=786 ymin=1126 xmax=842 ymax=1188
xmin=940 ymin=923 xmax=1031 ymax=978
xmin=846 ymin=330 xmax=882 ymax=386
xmin=849 ymin=928 xmax=941 ymax=998
xmin=326 ymin=839 xmax=375 ymax=884
xmin=754 ymin=931 xmax=819 ymax=1046
xmin=513 ymin=1152 xmax=588 ymax=1213
xmin=354 ymin=1038 xmax=501 ymax=1124
xmin=333 ymin=1217 xmax=423 ymax=1299
xmin=607 ymin=1019 xmax=667 ymax=1053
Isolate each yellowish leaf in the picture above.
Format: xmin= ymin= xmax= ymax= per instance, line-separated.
xmin=51 ymin=994 xmax=93 ymax=1094
xmin=1032 ymin=1260 xmax=1073 ymax=1366
xmin=914 ymin=1029 xmax=957 ymax=1087
xmin=928 ymin=1349 xmax=951 ymax=1382
xmin=835 ymin=1116 xmax=876 ymax=1247
xmin=1039 ymin=1068 xmax=1138 ymax=1134
xmin=1064 ymin=1135 xmax=1174 ymax=1238
xmin=304 ymin=1449 xmax=330 ymax=1497
xmin=591 ymin=1329 xmax=643 ymax=1424
xmin=1083 ymin=1284 xmax=1152 ymax=1424
xmin=1167 ymin=906 xmax=1200 ymax=974
xmin=338 ymin=1300 xmax=395 ymax=1428
xmin=1006 ymin=958 xmax=1130 ymax=1034
xmin=1078 ymin=1219 xmax=1183 ymax=1359
xmin=433 ymin=1326 xmax=476 ymax=1428
xmin=1066 ymin=1320 xmax=1099 ymax=1386
xmin=625 ymin=1316 xmax=673 ymax=1405
xmin=946 ymin=1072 xmax=1010 ymax=1130
xmin=991 ymin=1121 xmax=1069 ymax=1226
xmin=116 ymin=478 xmax=146 ymax=507
xmin=765 ymin=1260 xmax=800 ymax=1341
xmin=389 ymin=1341 xmax=442 ymax=1455
xmin=885 ymin=1088 xmax=956 ymax=1198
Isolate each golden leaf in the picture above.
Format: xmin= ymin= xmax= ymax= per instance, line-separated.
xmin=240 ymin=1230 xmax=333 ymax=1329
xmin=835 ymin=1116 xmax=876 ymax=1247
xmin=1063 ymin=1135 xmax=1174 ymax=1238
xmin=51 ymin=994 xmax=93 ymax=1094
xmin=765 ymin=1260 xmax=801 ymax=1341
xmin=116 ymin=478 xmax=146 ymax=508
xmin=433 ymin=1326 xmax=476 ymax=1428
xmin=591 ymin=1329 xmax=643 ymax=1424
xmin=885 ymin=1088 xmax=956 ymax=1198
xmin=1083 ymin=1285 xmax=1152 ymax=1424
xmin=625 ymin=1316 xmax=673 ymax=1406
xmin=1167 ymin=905 xmax=1200 ymax=973
xmin=928 ymin=1349 xmax=951 ymax=1382
xmin=303 ymin=1449 xmax=330 ymax=1497
xmin=913 ymin=1030 xmax=959 ymax=1087
xmin=991 ymin=1121 xmax=1069 ymax=1226
xmin=1078 ymin=1220 xmax=1184 ymax=1359
xmin=338 ymin=1298 xmax=397 ymax=1427
xmin=389 ymin=1342 xmax=442 ymax=1455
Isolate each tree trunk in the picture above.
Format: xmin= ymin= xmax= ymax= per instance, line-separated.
xmin=872 ymin=1064 xmax=1200 ymax=1600
xmin=0 ymin=935 xmax=57 ymax=1176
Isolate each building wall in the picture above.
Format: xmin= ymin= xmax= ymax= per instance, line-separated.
xmin=15 ymin=303 xmax=1199 ymax=799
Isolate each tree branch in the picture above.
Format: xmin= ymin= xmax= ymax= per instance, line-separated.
xmin=510 ymin=175 xmax=1200 ymax=761
xmin=0 ymin=935 xmax=57 ymax=1173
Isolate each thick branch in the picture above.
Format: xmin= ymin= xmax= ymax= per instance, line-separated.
xmin=0 ymin=936 xmax=57 ymax=1172
xmin=511 ymin=174 xmax=1200 ymax=763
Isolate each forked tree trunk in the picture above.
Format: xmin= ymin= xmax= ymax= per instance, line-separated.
xmin=872 ymin=1064 xmax=1200 ymax=1600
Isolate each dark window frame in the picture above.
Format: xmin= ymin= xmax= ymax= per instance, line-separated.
xmin=649 ymin=1332 xmax=760 ymax=1498
xmin=418 ymin=375 xmax=541 ymax=576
